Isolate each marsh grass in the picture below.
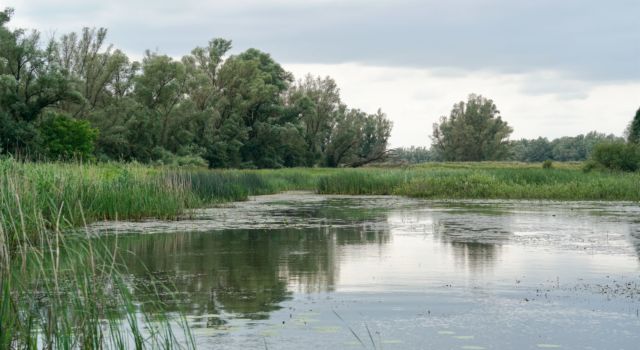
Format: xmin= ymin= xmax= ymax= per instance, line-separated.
xmin=317 ymin=165 xmax=640 ymax=201
xmin=0 ymin=197 xmax=195 ymax=349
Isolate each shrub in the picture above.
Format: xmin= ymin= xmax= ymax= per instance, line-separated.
xmin=38 ymin=113 xmax=98 ymax=160
xmin=589 ymin=142 xmax=640 ymax=172
xmin=542 ymin=160 xmax=553 ymax=169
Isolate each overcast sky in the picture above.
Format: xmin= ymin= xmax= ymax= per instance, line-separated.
xmin=5 ymin=0 xmax=640 ymax=147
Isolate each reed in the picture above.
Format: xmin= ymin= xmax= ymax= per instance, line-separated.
xmin=316 ymin=166 xmax=640 ymax=201
xmin=0 ymin=192 xmax=194 ymax=349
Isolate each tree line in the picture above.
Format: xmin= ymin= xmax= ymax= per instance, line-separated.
xmin=0 ymin=8 xmax=392 ymax=168
xmin=394 ymin=131 xmax=624 ymax=164
xmin=392 ymin=94 xmax=637 ymax=165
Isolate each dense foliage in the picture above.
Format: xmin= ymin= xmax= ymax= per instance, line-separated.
xmin=509 ymin=132 xmax=623 ymax=162
xmin=0 ymin=8 xmax=391 ymax=167
xmin=395 ymin=133 xmax=624 ymax=164
xmin=588 ymin=142 xmax=640 ymax=172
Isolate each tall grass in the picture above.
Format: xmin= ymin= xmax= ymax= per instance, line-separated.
xmin=0 ymin=191 xmax=194 ymax=349
xmin=317 ymin=165 xmax=640 ymax=201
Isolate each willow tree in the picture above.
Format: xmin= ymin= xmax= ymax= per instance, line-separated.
xmin=432 ymin=94 xmax=512 ymax=161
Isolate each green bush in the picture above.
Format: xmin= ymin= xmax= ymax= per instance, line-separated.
xmin=590 ymin=142 xmax=640 ymax=172
xmin=542 ymin=160 xmax=553 ymax=169
xmin=38 ymin=113 xmax=98 ymax=160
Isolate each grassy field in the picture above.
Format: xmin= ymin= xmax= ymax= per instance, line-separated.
xmin=1 ymin=159 xmax=639 ymax=347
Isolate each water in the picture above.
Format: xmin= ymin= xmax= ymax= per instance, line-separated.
xmin=95 ymin=192 xmax=640 ymax=349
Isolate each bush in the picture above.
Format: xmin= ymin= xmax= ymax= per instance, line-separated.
xmin=542 ymin=160 xmax=553 ymax=169
xmin=38 ymin=113 xmax=98 ymax=160
xmin=590 ymin=142 xmax=640 ymax=172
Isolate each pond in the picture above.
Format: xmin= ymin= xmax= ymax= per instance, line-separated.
xmin=93 ymin=192 xmax=640 ymax=349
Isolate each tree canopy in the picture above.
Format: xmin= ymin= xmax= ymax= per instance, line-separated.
xmin=431 ymin=94 xmax=513 ymax=161
xmin=628 ymin=107 xmax=640 ymax=144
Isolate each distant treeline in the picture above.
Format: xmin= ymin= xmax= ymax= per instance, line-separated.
xmin=393 ymin=132 xmax=624 ymax=164
xmin=0 ymin=8 xmax=391 ymax=168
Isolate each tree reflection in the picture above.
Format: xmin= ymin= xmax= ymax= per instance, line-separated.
xmin=432 ymin=216 xmax=511 ymax=273
xmin=110 ymin=224 xmax=390 ymax=320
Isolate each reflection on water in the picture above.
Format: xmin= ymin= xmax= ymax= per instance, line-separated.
xmin=432 ymin=215 xmax=511 ymax=273
xmin=97 ymin=194 xmax=640 ymax=349
xmin=116 ymin=225 xmax=390 ymax=319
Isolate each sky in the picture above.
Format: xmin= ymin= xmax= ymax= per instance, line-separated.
xmin=5 ymin=0 xmax=640 ymax=147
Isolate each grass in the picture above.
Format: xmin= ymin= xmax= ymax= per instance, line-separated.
xmin=317 ymin=163 xmax=640 ymax=201
xmin=0 ymin=193 xmax=195 ymax=349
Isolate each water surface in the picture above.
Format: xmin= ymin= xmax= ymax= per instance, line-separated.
xmin=96 ymin=193 xmax=640 ymax=349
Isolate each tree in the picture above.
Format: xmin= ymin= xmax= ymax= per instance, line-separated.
xmin=628 ymin=107 xmax=640 ymax=144
xmin=215 ymin=49 xmax=293 ymax=168
xmin=510 ymin=137 xmax=552 ymax=162
xmin=325 ymin=108 xmax=392 ymax=167
xmin=285 ymin=75 xmax=341 ymax=165
xmin=432 ymin=94 xmax=512 ymax=161
xmin=134 ymin=52 xmax=187 ymax=153
xmin=0 ymin=8 xmax=81 ymax=155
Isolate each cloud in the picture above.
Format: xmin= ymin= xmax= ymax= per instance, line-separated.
xmin=5 ymin=0 xmax=639 ymax=147
xmin=5 ymin=0 xmax=639 ymax=81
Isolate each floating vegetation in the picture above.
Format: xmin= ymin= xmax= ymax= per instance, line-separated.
xmin=537 ymin=344 xmax=562 ymax=348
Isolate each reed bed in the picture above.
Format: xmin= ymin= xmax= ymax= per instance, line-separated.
xmin=317 ymin=166 xmax=640 ymax=201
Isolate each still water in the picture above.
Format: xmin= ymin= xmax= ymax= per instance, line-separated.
xmin=95 ymin=193 xmax=640 ymax=349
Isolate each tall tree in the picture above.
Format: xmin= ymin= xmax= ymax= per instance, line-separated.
xmin=134 ymin=52 xmax=187 ymax=151
xmin=216 ymin=48 xmax=293 ymax=167
xmin=432 ymin=94 xmax=512 ymax=161
xmin=285 ymin=75 xmax=341 ymax=165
